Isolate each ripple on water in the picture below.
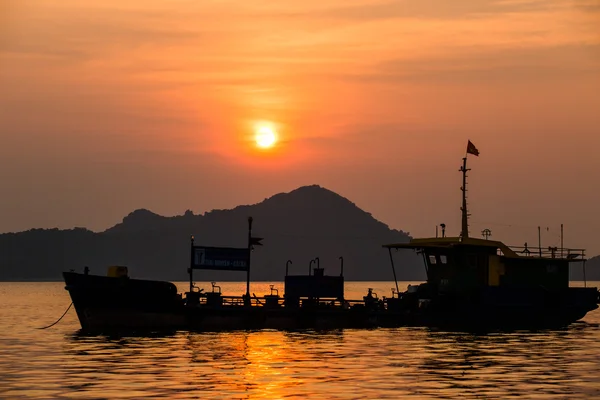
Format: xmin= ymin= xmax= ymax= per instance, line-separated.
xmin=1 ymin=282 xmax=600 ymax=399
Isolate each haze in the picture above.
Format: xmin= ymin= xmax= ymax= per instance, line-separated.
xmin=1 ymin=0 xmax=599 ymax=253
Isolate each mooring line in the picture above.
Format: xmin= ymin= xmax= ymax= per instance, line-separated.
xmin=36 ymin=302 xmax=73 ymax=329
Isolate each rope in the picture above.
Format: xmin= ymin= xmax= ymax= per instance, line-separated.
xmin=36 ymin=302 xmax=73 ymax=329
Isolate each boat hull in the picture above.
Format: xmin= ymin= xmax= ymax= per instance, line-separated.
xmin=398 ymin=286 xmax=599 ymax=331
xmin=63 ymin=272 xmax=599 ymax=333
xmin=63 ymin=272 xmax=403 ymax=333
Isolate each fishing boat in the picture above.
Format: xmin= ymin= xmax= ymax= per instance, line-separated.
xmin=63 ymin=263 xmax=401 ymax=333
xmin=63 ymin=217 xmax=401 ymax=332
xmin=383 ymin=141 xmax=600 ymax=329
xmin=63 ymin=141 xmax=599 ymax=333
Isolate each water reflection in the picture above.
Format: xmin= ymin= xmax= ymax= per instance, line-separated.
xmin=57 ymin=330 xmax=354 ymax=399
xmin=3 ymin=283 xmax=600 ymax=399
xmin=408 ymin=326 xmax=600 ymax=399
xmin=7 ymin=325 xmax=600 ymax=399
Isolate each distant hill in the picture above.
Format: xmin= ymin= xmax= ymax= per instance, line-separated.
xmin=571 ymin=255 xmax=600 ymax=281
xmin=0 ymin=185 xmax=424 ymax=282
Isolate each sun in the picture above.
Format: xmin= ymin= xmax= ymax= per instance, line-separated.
xmin=255 ymin=126 xmax=278 ymax=149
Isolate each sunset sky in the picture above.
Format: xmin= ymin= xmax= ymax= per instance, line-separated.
xmin=1 ymin=0 xmax=599 ymax=253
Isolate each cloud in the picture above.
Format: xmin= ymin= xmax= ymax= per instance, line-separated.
xmin=0 ymin=5 xmax=206 ymax=64
xmin=574 ymin=0 xmax=600 ymax=39
xmin=265 ymin=0 xmax=557 ymax=23
xmin=333 ymin=43 xmax=600 ymax=85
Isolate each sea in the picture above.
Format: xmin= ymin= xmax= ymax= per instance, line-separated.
xmin=1 ymin=281 xmax=600 ymax=399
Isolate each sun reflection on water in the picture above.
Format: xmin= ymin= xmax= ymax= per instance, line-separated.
xmin=2 ymin=283 xmax=600 ymax=399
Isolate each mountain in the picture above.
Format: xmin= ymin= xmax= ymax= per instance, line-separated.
xmin=0 ymin=185 xmax=424 ymax=282
xmin=571 ymin=255 xmax=600 ymax=281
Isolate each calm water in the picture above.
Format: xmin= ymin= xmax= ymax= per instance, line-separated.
xmin=1 ymin=281 xmax=600 ymax=399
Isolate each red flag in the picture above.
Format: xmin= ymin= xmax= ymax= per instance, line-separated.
xmin=467 ymin=140 xmax=479 ymax=156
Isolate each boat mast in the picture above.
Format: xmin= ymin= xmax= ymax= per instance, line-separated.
xmin=460 ymin=156 xmax=470 ymax=238
xmin=246 ymin=217 xmax=253 ymax=299
xmin=460 ymin=141 xmax=479 ymax=238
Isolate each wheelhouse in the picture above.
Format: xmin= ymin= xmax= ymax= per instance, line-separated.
xmin=384 ymin=237 xmax=586 ymax=293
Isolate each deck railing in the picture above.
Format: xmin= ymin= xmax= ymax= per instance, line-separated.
xmin=193 ymin=294 xmax=372 ymax=308
xmin=502 ymin=246 xmax=586 ymax=260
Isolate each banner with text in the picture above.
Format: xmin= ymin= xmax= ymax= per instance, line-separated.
xmin=191 ymin=246 xmax=250 ymax=271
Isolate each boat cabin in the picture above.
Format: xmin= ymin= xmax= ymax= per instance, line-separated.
xmin=284 ymin=258 xmax=344 ymax=307
xmin=383 ymin=149 xmax=587 ymax=295
xmin=384 ymin=237 xmax=586 ymax=294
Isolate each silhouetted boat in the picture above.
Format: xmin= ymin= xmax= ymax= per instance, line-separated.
xmin=63 ymin=218 xmax=401 ymax=332
xmin=384 ymin=141 xmax=599 ymax=329
xmin=63 ymin=261 xmax=400 ymax=332
xmin=63 ymin=141 xmax=599 ymax=333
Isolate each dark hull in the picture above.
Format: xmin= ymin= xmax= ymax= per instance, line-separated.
xmin=63 ymin=272 xmax=599 ymax=333
xmin=63 ymin=272 xmax=402 ymax=333
xmin=63 ymin=272 xmax=184 ymax=332
xmin=397 ymin=286 xmax=599 ymax=331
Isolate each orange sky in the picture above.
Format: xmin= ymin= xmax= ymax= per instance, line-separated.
xmin=1 ymin=0 xmax=599 ymax=253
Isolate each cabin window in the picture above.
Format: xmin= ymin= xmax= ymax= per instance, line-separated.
xmin=428 ymin=255 xmax=437 ymax=264
xmin=439 ymin=255 xmax=448 ymax=264
xmin=547 ymin=264 xmax=558 ymax=274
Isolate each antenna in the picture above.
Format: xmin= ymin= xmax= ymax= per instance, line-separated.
xmin=460 ymin=141 xmax=479 ymax=239
xmin=459 ymin=157 xmax=470 ymax=238
xmin=561 ymin=224 xmax=564 ymax=258
xmin=481 ymin=228 xmax=492 ymax=240
xmin=538 ymin=226 xmax=542 ymax=257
